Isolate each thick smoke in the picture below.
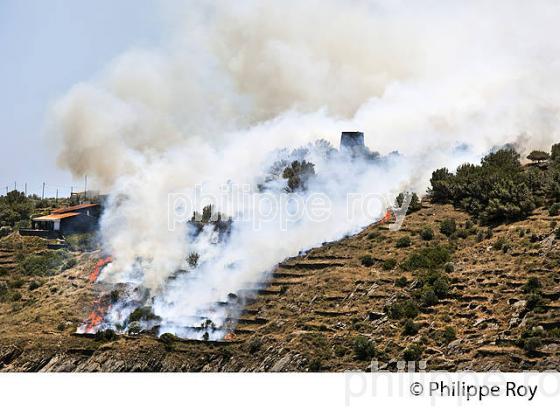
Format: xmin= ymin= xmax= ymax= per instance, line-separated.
xmin=48 ymin=0 xmax=560 ymax=338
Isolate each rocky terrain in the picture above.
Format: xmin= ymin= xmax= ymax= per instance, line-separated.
xmin=1 ymin=200 xmax=559 ymax=372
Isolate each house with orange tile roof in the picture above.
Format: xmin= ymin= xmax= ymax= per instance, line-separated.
xmin=21 ymin=203 xmax=101 ymax=238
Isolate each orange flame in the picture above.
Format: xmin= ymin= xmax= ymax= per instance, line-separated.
xmin=224 ymin=332 xmax=236 ymax=341
xmin=83 ymin=299 xmax=110 ymax=333
xmin=381 ymin=209 xmax=393 ymax=223
xmin=79 ymin=256 xmax=113 ymax=333
xmin=88 ymin=256 xmax=112 ymax=283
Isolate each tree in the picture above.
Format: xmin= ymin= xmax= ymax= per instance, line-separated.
xmin=551 ymin=143 xmax=560 ymax=162
xmin=526 ymin=167 xmax=547 ymax=201
xmin=429 ymin=168 xmax=454 ymax=203
xmin=282 ymin=160 xmax=316 ymax=192
xmin=547 ymin=169 xmax=560 ymax=202
xmin=482 ymin=148 xmax=522 ymax=171
xmin=396 ymin=192 xmax=422 ymax=213
xmin=312 ymin=139 xmax=336 ymax=158
xmin=480 ymin=178 xmax=535 ymax=223
xmin=527 ymin=150 xmax=550 ymax=163
xmin=428 ymin=148 xmax=536 ymax=224
xmin=0 ymin=191 xmax=33 ymax=227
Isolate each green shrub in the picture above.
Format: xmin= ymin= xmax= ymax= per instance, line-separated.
xmin=159 ymin=332 xmax=178 ymax=344
xmin=403 ymin=343 xmax=423 ymax=362
xmin=455 ymin=229 xmax=469 ymax=239
xmin=361 ymin=255 xmax=374 ymax=267
xmin=353 ymin=336 xmax=376 ymax=360
xmin=492 ymin=237 xmax=508 ymax=251
xmin=308 ymin=358 xmax=322 ymax=372
xmin=549 ymin=203 xmax=560 ymax=216
xmin=127 ymin=322 xmax=142 ymax=334
xmin=444 ymin=262 xmax=454 ymax=273
xmin=65 ymin=233 xmax=98 ymax=252
xmin=548 ymin=327 xmax=560 ymax=339
xmin=419 ymin=286 xmax=439 ymax=307
xmin=334 ymin=345 xmax=348 ymax=357
xmin=396 ymin=236 xmax=412 ymax=248
xmin=442 ymin=326 xmax=456 ymax=343
xmin=525 ymin=293 xmax=543 ymax=311
xmin=248 ymin=338 xmax=263 ymax=354
xmin=432 ymin=277 xmax=450 ymax=298
xmin=62 ymin=258 xmax=77 ymax=271
xmin=523 ymin=277 xmax=542 ymax=293
xmin=28 ymin=280 xmax=42 ymax=291
xmin=387 ymin=299 xmax=419 ymax=320
xmin=367 ymin=232 xmax=379 ymax=240
xmin=159 ymin=333 xmax=178 ymax=351
xmin=476 ymin=231 xmax=484 ymax=242
xmin=128 ymin=306 xmax=160 ymax=323
xmin=19 ymin=251 xmax=70 ymax=276
xmin=9 ymin=277 xmax=24 ymax=288
xmin=523 ymin=337 xmax=542 ymax=354
xmin=440 ymin=218 xmax=457 ymax=237
xmin=401 ymin=245 xmax=451 ymax=271
xmin=110 ymin=290 xmax=120 ymax=303
xmin=382 ymin=258 xmax=397 ymax=270
xmin=420 ymin=227 xmax=434 ymax=241
xmin=395 ymin=276 xmax=408 ymax=288
xmin=187 ymin=252 xmax=200 ymax=268
xmin=402 ymin=319 xmax=420 ymax=336
xmin=95 ymin=329 xmax=118 ymax=342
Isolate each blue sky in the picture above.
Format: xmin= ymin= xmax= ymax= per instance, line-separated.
xmin=0 ymin=0 xmax=162 ymax=196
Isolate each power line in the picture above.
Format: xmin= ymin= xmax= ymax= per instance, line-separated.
xmin=1 ymin=180 xmax=91 ymax=198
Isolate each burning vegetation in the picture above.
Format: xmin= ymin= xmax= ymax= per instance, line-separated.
xmin=70 ymin=133 xmax=407 ymax=342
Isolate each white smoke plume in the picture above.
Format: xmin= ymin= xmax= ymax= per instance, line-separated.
xmin=48 ymin=0 xmax=560 ymax=338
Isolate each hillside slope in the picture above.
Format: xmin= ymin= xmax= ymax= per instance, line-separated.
xmin=0 ymin=200 xmax=559 ymax=371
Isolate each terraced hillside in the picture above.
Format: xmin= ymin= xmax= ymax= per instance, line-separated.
xmin=1 ymin=200 xmax=559 ymax=371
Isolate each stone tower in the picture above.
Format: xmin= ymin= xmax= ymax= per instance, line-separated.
xmin=340 ymin=131 xmax=365 ymax=152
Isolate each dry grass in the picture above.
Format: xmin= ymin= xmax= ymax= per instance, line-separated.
xmin=0 ymin=201 xmax=559 ymax=371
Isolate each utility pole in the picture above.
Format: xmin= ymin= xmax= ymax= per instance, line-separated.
xmin=14 ymin=181 xmax=16 ymax=191
xmin=56 ymin=189 xmax=58 ymax=203
xmin=5 ymin=186 xmax=7 ymax=195
xmin=84 ymin=175 xmax=88 ymax=202
xmin=24 ymin=183 xmax=27 ymax=196
xmin=42 ymin=182 xmax=45 ymax=200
